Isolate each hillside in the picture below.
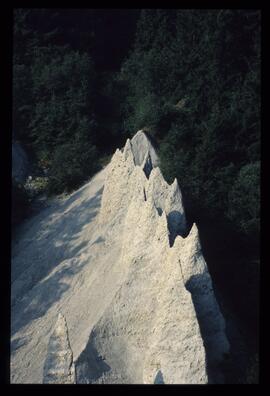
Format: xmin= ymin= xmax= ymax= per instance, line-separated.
xmin=11 ymin=131 xmax=230 ymax=384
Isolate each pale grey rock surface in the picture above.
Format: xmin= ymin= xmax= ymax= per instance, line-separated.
xmin=130 ymin=130 xmax=159 ymax=167
xmin=11 ymin=130 xmax=229 ymax=384
xmin=43 ymin=313 xmax=75 ymax=384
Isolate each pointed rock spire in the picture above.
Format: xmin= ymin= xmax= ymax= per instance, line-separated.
xmin=131 ymin=130 xmax=159 ymax=167
xmin=43 ymin=313 xmax=75 ymax=384
xmin=165 ymin=178 xmax=186 ymax=243
xmin=146 ymin=167 xmax=169 ymax=212
xmin=123 ymin=138 xmax=134 ymax=163
xmin=175 ymin=223 xmax=206 ymax=283
xmin=129 ymin=166 xmax=148 ymax=204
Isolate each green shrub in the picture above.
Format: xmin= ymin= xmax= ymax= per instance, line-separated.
xmin=228 ymin=162 xmax=260 ymax=236
xmin=47 ymin=139 xmax=99 ymax=195
xmin=122 ymin=9 xmax=260 ymax=242
xmin=24 ymin=176 xmax=49 ymax=198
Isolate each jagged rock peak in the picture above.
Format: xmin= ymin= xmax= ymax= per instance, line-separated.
xmin=101 ymin=131 xmax=187 ymax=243
xmin=166 ymin=178 xmax=184 ymax=210
xmin=97 ymin=130 xmax=229 ymax=384
xmin=148 ymin=166 xmax=165 ymax=182
xmin=128 ymin=166 xmax=148 ymax=204
xmin=11 ymin=127 xmax=231 ymax=384
xmin=109 ymin=148 xmax=123 ymax=169
xmin=123 ymin=138 xmax=135 ymax=163
xmin=98 ymin=138 xmax=137 ymax=224
xmin=43 ymin=313 xmax=75 ymax=384
xmin=130 ymin=130 xmax=159 ymax=168
xmin=57 ymin=312 xmax=70 ymax=334
xmin=146 ymin=167 xmax=186 ymax=241
xmin=146 ymin=167 xmax=169 ymax=211
xmin=165 ymin=178 xmax=186 ymax=241
xmin=173 ymin=223 xmax=206 ymax=283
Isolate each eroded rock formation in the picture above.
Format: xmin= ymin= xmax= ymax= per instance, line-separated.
xmin=11 ymin=130 xmax=229 ymax=384
xmin=43 ymin=313 xmax=75 ymax=384
xmin=75 ymin=130 xmax=229 ymax=384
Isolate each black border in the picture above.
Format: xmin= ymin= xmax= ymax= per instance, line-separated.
xmin=1 ymin=2 xmax=263 ymax=390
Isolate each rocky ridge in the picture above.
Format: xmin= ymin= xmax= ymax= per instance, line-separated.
xmin=75 ymin=130 xmax=229 ymax=383
xmin=11 ymin=130 xmax=229 ymax=384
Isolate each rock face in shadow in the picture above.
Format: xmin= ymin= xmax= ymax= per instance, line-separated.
xmin=173 ymin=225 xmax=230 ymax=383
xmin=75 ymin=330 xmax=111 ymax=384
xmin=43 ymin=313 xmax=75 ymax=384
xmin=154 ymin=370 xmax=165 ymax=384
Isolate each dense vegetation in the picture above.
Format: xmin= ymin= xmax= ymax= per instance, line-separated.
xmin=119 ymin=10 xmax=260 ymax=383
xmin=13 ymin=9 xmax=260 ymax=382
xmin=13 ymin=10 xmax=138 ymax=195
xmin=120 ymin=10 xmax=260 ymax=236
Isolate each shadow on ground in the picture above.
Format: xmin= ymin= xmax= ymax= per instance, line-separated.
xmin=75 ymin=329 xmax=111 ymax=383
xmin=154 ymin=370 xmax=164 ymax=384
xmin=185 ymin=273 xmax=228 ymax=384
xmin=11 ymin=187 xmax=104 ymax=338
xmin=186 ymin=272 xmax=252 ymax=384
